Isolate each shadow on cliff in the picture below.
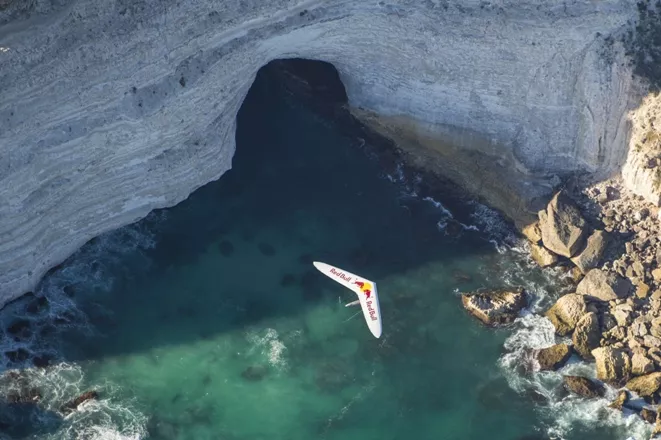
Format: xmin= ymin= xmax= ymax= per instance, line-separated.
xmin=2 ymin=59 xmax=523 ymax=365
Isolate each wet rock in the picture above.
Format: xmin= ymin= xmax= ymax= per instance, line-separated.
xmin=461 ymin=287 xmax=527 ymax=326
xmin=60 ymin=390 xmax=98 ymax=414
xmin=592 ymin=346 xmax=631 ymax=386
xmin=563 ymin=376 xmax=605 ymax=398
xmin=544 ymin=294 xmax=589 ymax=336
xmin=530 ymin=243 xmax=558 ymax=268
xmin=241 ymin=365 xmax=267 ymax=381
xmin=576 ymin=269 xmax=631 ymax=301
xmin=570 ymin=230 xmax=608 ymax=274
xmin=608 ymin=390 xmax=629 ymax=410
xmin=257 ymin=242 xmax=276 ymax=256
xmin=538 ymin=191 xmax=587 ymax=258
xmin=536 ymin=344 xmax=573 ymax=371
xmin=521 ymin=221 xmax=542 ymax=244
xmin=632 ymin=353 xmax=656 ymax=376
xmin=572 ymin=312 xmax=600 ymax=360
xmin=217 ymin=240 xmax=234 ymax=256
xmin=641 ymin=407 xmax=658 ymax=424
xmin=32 ymin=354 xmax=52 ymax=368
xmin=627 ymin=372 xmax=661 ymax=398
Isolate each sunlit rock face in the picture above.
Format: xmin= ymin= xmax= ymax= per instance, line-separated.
xmin=0 ymin=0 xmax=640 ymax=306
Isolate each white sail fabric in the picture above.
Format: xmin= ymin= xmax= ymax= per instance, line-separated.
xmin=312 ymin=261 xmax=382 ymax=338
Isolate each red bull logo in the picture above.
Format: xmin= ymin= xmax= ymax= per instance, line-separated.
xmin=354 ymin=281 xmax=372 ymax=299
xmin=330 ymin=267 xmax=352 ymax=282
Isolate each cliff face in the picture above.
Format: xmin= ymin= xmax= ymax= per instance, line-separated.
xmin=0 ymin=0 xmax=641 ymax=306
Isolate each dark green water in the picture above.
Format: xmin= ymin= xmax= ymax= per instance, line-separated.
xmin=0 ymin=68 xmax=649 ymax=440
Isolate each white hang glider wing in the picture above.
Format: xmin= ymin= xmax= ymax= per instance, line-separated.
xmin=312 ymin=261 xmax=382 ymax=338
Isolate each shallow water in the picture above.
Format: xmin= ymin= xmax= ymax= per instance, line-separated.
xmin=0 ymin=69 xmax=651 ymax=440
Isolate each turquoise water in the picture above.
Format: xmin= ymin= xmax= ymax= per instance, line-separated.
xmin=0 ymin=69 xmax=650 ymax=440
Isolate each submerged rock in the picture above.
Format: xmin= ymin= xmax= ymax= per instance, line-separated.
xmin=572 ymin=312 xmax=600 ymax=360
xmin=562 ymin=376 xmax=605 ymax=398
xmin=641 ymin=407 xmax=658 ymax=424
xmin=592 ymin=346 xmax=631 ymax=386
xmin=538 ymin=191 xmax=587 ymax=258
xmin=241 ymin=365 xmax=267 ymax=381
xmin=461 ymin=287 xmax=527 ymax=326
xmin=544 ymin=294 xmax=590 ymax=336
xmin=536 ymin=344 xmax=572 ymax=371
xmin=575 ymin=269 xmax=631 ymax=301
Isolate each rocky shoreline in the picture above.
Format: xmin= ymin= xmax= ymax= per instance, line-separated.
xmin=462 ymin=175 xmax=661 ymax=437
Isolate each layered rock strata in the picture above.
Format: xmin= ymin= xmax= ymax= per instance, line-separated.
xmin=0 ymin=0 xmax=641 ymax=306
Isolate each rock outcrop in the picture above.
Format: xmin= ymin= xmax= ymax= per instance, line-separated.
xmin=570 ymin=230 xmax=608 ymax=274
xmin=461 ymin=287 xmax=527 ymax=326
xmin=536 ymin=344 xmax=572 ymax=371
xmin=538 ymin=191 xmax=588 ymax=258
xmin=575 ymin=269 xmax=631 ymax=302
xmin=545 ymin=294 xmax=590 ymax=336
xmin=563 ymin=376 xmax=605 ymax=398
xmin=592 ymin=346 xmax=631 ymax=386
xmin=572 ymin=312 xmax=600 ymax=360
xmin=0 ymin=0 xmax=641 ymax=307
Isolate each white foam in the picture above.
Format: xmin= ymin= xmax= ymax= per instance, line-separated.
xmin=245 ymin=328 xmax=288 ymax=369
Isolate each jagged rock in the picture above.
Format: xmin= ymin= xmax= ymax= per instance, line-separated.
xmin=572 ymin=312 xmax=600 ymax=360
xmin=651 ymin=319 xmax=661 ymax=338
xmin=613 ymin=309 xmax=632 ymax=327
xmin=521 ymin=222 xmax=542 ymax=244
xmin=538 ymin=191 xmax=587 ymax=258
xmin=461 ymin=287 xmax=527 ymax=326
xmin=563 ymin=375 xmax=605 ymax=398
xmin=646 ymin=335 xmax=661 ymax=348
xmin=654 ymin=268 xmax=661 ymax=283
xmin=570 ymin=266 xmax=584 ymax=284
xmin=592 ymin=346 xmax=631 ymax=386
xmin=536 ymin=344 xmax=573 ymax=370
xmin=544 ymin=294 xmax=590 ymax=336
xmin=60 ymin=390 xmax=99 ymax=414
xmin=649 ymin=348 xmax=661 ymax=367
xmin=655 ymin=411 xmax=661 ymax=437
xmin=641 ymin=408 xmax=658 ymax=424
xmin=608 ymin=390 xmax=629 ymax=410
xmin=626 ymin=372 xmax=661 ymax=397
xmin=632 ymin=353 xmax=656 ymax=376
xmin=529 ymin=243 xmax=559 ymax=268
xmin=636 ymin=282 xmax=651 ymax=299
xmin=632 ymin=320 xmax=649 ymax=338
xmin=576 ymin=269 xmax=631 ymax=301
xmin=570 ymin=230 xmax=608 ymax=274
xmin=600 ymin=311 xmax=618 ymax=333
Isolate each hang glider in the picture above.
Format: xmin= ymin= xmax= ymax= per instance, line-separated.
xmin=312 ymin=261 xmax=382 ymax=338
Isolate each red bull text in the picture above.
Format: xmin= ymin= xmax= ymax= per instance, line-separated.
xmin=366 ymin=300 xmax=378 ymax=321
xmin=329 ymin=267 xmax=352 ymax=282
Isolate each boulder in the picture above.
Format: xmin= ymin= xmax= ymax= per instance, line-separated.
xmin=60 ymin=390 xmax=99 ymax=414
xmin=570 ymin=230 xmax=608 ymax=274
xmin=521 ymin=222 xmax=542 ymax=244
xmin=645 ymin=335 xmax=661 ymax=348
xmin=608 ymin=390 xmax=629 ymax=410
xmin=636 ymin=282 xmax=652 ymax=299
xmin=572 ymin=312 xmax=600 ymax=360
xmin=641 ymin=408 xmax=658 ymax=424
xmin=576 ymin=269 xmax=631 ymax=301
xmin=530 ymin=243 xmax=558 ymax=268
xmin=653 ymin=268 xmax=661 ymax=283
xmin=536 ymin=344 xmax=573 ymax=371
xmin=592 ymin=346 xmax=631 ymax=386
xmin=544 ymin=294 xmax=589 ymax=336
xmin=563 ymin=376 xmax=605 ymax=398
xmin=461 ymin=287 xmax=527 ymax=326
xmin=632 ymin=353 xmax=656 ymax=376
xmin=538 ymin=191 xmax=587 ymax=258
xmin=626 ymin=372 xmax=661 ymax=397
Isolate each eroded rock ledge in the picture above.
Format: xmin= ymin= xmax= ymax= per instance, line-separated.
xmin=0 ymin=0 xmax=641 ymax=306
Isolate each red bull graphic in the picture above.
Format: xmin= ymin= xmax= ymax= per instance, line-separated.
xmin=330 ymin=267 xmax=353 ymax=283
xmin=354 ymin=281 xmax=372 ymax=299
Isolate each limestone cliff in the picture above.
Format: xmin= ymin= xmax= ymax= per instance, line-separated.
xmin=0 ymin=0 xmax=642 ymax=306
